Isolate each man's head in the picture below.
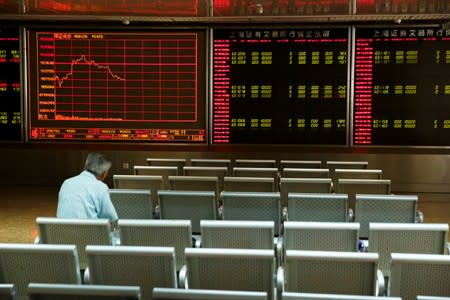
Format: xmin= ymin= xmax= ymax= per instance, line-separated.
xmin=84 ymin=152 xmax=112 ymax=181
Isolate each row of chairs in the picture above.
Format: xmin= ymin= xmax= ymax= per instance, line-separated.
xmin=35 ymin=216 xmax=450 ymax=274
xmin=135 ymin=165 xmax=381 ymax=186
xmin=109 ymin=190 xmax=420 ymax=237
xmin=3 ymin=283 xmax=449 ymax=300
xmin=140 ymin=158 xmax=374 ymax=195
xmin=145 ymin=158 xmax=369 ymax=174
xmin=113 ymin=174 xmax=391 ymax=210
xmin=1 ymin=242 xmax=449 ymax=300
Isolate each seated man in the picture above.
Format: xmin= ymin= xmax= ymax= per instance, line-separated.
xmin=57 ymin=152 xmax=118 ymax=226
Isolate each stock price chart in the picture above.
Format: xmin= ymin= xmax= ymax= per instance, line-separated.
xmin=354 ymin=26 xmax=450 ymax=146
xmin=28 ymin=30 xmax=206 ymax=142
xmin=0 ymin=28 xmax=21 ymax=141
xmin=213 ymin=28 xmax=349 ymax=145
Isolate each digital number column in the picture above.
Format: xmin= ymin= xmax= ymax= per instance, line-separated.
xmin=213 ymin=38 xmax=231 ymax=143
xmin=354 ymin=37 xmax=374 ymax=144
xmin=354 ymin=27 xmax=450 ymax=146
xmin=0 ymin=28 xmax=21 ymax=141
xmin=212 ymin=28 xmax=349 ymax=145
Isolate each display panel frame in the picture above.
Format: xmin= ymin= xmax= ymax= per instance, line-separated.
xmin=351 ymin=24 xmax=450 ymax=148
xmin=26 ymin=26 xmax=208 ymax=144
xmin=210 ymin=26 xmax=352 ymax=147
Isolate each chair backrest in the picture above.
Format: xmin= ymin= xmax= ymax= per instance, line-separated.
xmin=200 ymin=220 xmax=274 ymax=249
xmin=220 ymin=191 xmax=281 ymax=235
xmin=0 ymin=284 xmax=17 ymax=300
xmin=287 ymin=193 xmax=349 ymax=222
xmin=282 ymin=292 xmax=401 ymax=300
xmin=334 ymin=169 xmax=382 ymax=187
xmin=280 ymin=160 xmax=323 ymax=169
xmin=223 ymin=176 xmax=276 ymax=192
xmin=168 ymin=175 xmax=219 ymax=201
xmin=183 ymin=166 xmax=228 ymax=177
xmin=336 ymin=179 xmax=391 ymax=210
xmin=109 ymin=189 xmax=153 ymax=219
xmin=334 ymin=169 xmax=382 ymax=180
xmin=389 ymin=253 xmax=450 ymax=300
xmin=86 ymin=245 xmax=177 ymax=300
xmin=190 ymin=159 xmax=232 ymax=173
xmin=355 ymin=194 xmax=418 ymax=239
xmin=284 ymin=250 xmax=379 ymax=296
xmin=112 ymin=175 xmax=163 ymax=208
xmin=152 ymin=288 xmax=268 ymax=300
xmin=133 ymin=166 xmax=178 ymax=189
xmin=0 ymin=244 xmax=81 ymax=299
xmin=233 ymin=167 xmax=279 ymax=179
xmin=284 ymin=221 xmax=359 ymax=252
xmin=27 ymin=283 xmax=141 ymax=300
xmin=368 ymin=223 xmax=449 ymax=277
xmin=326 ymin=161 xmax=369 ymax=185
xmin=282 ymin=168 xmax=329 ymax=179
xmin=184 ymin=248 xmax=275 ymax=300
xmin=183 ymin=166 xmax=228 ymax=191
xmin=118 ymin=219 xmax=192 ymax=271
xmin=417 ymin=297 xmax=450 ymax=300
xmin=280 ymin=178 xmax=332 ymax=208
xmin=326 ymin=161 xmax=369 ymax=170
xmin=36 ymin=217 xmax=112 ymax=269
xmin=157 ymin=190 xmax=217 ymax=234
xmin=146 ymin=158 xmax=186 ymax=175
xmin=234 ymin=159 xmax=277 ymax=168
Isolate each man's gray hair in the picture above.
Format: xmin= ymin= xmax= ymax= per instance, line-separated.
xmin=84 ymin=152 xmax=112 ymax=177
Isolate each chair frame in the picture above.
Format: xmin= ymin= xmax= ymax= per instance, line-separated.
xmin=389 ymin=253 xmax=450 ymax=300
xmin=152 ymin=287 xmax=268 ymax=300
xmin=112 ymin=174 xmax=163 ymax=208
xmin=109 ymin=188 xmax=153 ymax=219
xmin=27 ymin=283 xmax=141 ymax=299
xmin=36 ymin=217 xmax=112 ymax=269
xmin=223 ymin=176 xmax=276 ymax=192
xmin=118 ymin=219 xmax=192 ymax=271
xmin=281 ymin=250 xmax=381 ymax=297
xmin=0 ymin=243 xmax=82 ymax=298
xmin=368 ymin=222 xmax=449 ymax=276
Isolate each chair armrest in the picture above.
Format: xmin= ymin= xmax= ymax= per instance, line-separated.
xmin=83 ymin=268 xmax=90 ymax=284
xmin=111 ymin=229 xmax=120 ymax=246
xmin=282 ymin=207 xmax=288 ymax=222
xmin=376 ymin=269 xmax=385 ymax=296
xmin=195 ymin=237 xmax=202 ymax=248
xmin=154 ymin=205 xmax=160 ymax=219
xmin=347 ymin=208 xmax=354 ymax=222
xmin=415 ymin=210 xmax=424 ymax=223
xmin=218 ymin=206 xmax=223 ymax=220
xmin=276 ymin=266 xmax=284 ymax=300
xmin=275 ymin=237 xmax=283 ymax=266
xmin=178 ymin=265 xmax=188 ymax=289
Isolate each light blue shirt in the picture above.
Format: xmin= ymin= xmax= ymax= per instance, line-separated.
xmin=57 ymin=170 xmax=118 ymax=222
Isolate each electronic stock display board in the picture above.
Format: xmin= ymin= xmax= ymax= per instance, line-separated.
xmin=27 ymin=30 xmax=206 ymax=142
xmin=212 ymin=28 xmax=349 ymax=145
xmin=354 ymin=26 xmax=450 ymax=146
xmin=0 ymin=28 xmax=21 ymax=141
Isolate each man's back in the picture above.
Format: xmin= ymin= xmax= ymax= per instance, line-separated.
xmin=57 ymin=170 xmax=117 ymax=222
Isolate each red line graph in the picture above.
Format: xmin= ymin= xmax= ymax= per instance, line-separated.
xmin=36 ymin=32 xmax=200 ymax=123
xmin=55 ymin=54 xmax=125 ymax=88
